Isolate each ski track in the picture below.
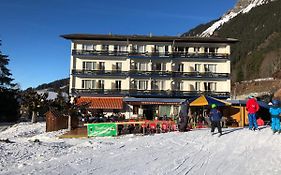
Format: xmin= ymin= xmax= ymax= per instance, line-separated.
xmin=1 ymin=123 xmax=281 ymax=175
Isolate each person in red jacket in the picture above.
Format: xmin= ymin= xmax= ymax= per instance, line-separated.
xmin=246 ymin=94 xmax=260 ymax=130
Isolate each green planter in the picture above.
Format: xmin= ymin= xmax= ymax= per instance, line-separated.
xmin=86 ymin=123 xmax=117 ymax=137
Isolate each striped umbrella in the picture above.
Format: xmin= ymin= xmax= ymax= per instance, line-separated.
xmin=189 ymin=95 xmax=231 ymax=107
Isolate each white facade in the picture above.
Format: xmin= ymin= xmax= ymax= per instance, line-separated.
xmin=63 ymin=34 xmax=237 ymax=119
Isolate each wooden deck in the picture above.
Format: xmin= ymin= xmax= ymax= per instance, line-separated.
xmin=60 ymin=127 xmax=88 ymax=138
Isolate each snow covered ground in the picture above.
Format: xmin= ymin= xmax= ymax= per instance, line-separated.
xmin=1 ymin=122 xmax=281 ymax=175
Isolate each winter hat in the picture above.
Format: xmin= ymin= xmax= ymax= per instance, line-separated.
xmin=248 ymin=94 xmax=255 ymax=99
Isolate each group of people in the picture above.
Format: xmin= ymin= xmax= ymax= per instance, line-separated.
xmin=177 ymin=100 xmax=224 ymax=136
xmin=246 ymin=94 xmax=281 ymax=134
xmin=178 ymin=94 xmax=281 ymax=136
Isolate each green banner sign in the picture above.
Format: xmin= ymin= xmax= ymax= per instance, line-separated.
xmin=86 ymin=123 xmax=117 ymax=137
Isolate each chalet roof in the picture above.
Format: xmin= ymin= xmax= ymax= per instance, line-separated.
xmin=61 ymin=33 xmax=238 ymax=43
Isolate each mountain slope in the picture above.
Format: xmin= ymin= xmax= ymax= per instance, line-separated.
xmin=217 ymin=0 xmax=281 ymax=81
xmin=196 ymin=0 xmax=273 ymax=37
xmin=184 ymin=0 xmax=281 ymax=82
xmin=34 ymin=78 xmax=69 ymax=93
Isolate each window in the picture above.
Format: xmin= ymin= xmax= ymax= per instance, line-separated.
xmin=153 ymin=45 xmax=159 ymax=52
xmin=138 ymin=80 xmax=148 ymax=90
xmin=195 ymin=82 xmax=200 ymax=91
xmin=116 ymin=62 xmax=122 ymax=71
xmin=194 ymin=47 xmax=200 ymax=53
xmin=99 ymin=62 xmax=105 ymax=71
xmin=158 ymin=45 xmax=168 ymax=54
xmin=101 ymin=45 xmax=109 ymax=51
xmin=119 ymin=45 xmax=127 ymax=52
xmin=138 ymin=45 xmax=146 ymax=53
xmin=83 ymin=44 xmax=95 ymax=51
xmin=165 ymin=46 xmax=169 ymax=53
xmin=82 ymin=62 xmax=96 ymax=70
xmin=175 ymin=46 xmax=185 ymax=52
xmin=209 ymin=47 xmax=218 ymax=53
xmin=98 ymin=80 xmax=104 ymax=89
xmin=151 ymin=80 xmax=165 ymax=90
xmin=204 ymin=82 xmax=216 ymax=91
xmin=195 ymin=64 xmax=201 ymax=72
xmin=82 ymin=80 xmax=96 ymax=89
xmin=115 ymin=80 xmax=121 ymax=90
xmin=152 ymin=63 xmax=166 ymax=71
xmin=204 ymin=64 xmax=216 ymax=72
xmin=178 ymin=64 xmax=184 ymax=72
xmin=174 ymin=81 xmax=183 ymax=91
xmin=137 ymin=62 xmax=147 ymax=71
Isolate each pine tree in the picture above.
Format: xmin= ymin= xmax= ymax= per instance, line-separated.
xmin=0 ymin=40 xmax=19 ymax=122
xmin=0 ymin=41 xmax=15 ymax=90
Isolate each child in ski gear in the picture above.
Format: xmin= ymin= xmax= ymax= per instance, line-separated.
xmin=269 ymin=99 xmax=281 ymax=133
xmin=246 ymin=95 xmax=260 ymax=130
xmin=209 ymin=104 xmax=222 ymax=136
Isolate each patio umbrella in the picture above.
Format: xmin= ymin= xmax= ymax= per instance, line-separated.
xmin=189 ymin=95 xmax=231 ymax=107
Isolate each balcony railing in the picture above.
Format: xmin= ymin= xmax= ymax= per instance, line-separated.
xmin=71 ymin=88 xmax=230 ymax=98
xmin=72 ymin=49 xmax=229 ymax=59
xmin=72 ymin=69 xmax=230 ymax=79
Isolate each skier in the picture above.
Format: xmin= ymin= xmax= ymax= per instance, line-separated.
xmin=209 ymin=104 xmax=222 ymax=136
xmin=246 ymin=94 xmax=260 ymax=131
xmin=269 ymin=99 xmax=281 ymax=134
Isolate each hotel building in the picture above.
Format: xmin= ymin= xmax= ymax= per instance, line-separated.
xmin=62 ymin=34 xmax=237 ymax=119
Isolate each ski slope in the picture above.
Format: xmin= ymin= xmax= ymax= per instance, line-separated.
xmin=1 ymin=122 xmax=281 ymax=175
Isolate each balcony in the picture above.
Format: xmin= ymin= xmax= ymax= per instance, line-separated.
xmin=72 ymin=69 xmax=230 ymax=79
xmin=72 ymin=69 xmax=127 ymax=77
xmin=72 ymin=49 xmax=229 ymax=59
xmin=71 ymin=88 xmax=230 ymax=98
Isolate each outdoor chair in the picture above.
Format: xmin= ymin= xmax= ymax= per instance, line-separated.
xmin=149 ymin=122 xmax=157 ymax=134
xmin=161 ymin=122 xmax=169 ymax=133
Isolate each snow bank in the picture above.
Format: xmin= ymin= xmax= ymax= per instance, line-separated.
xmin=1 ymin=123 xmax=281 ymax=175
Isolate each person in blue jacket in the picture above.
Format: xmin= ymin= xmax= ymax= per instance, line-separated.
xmin=209 ymin=104 xmax=222 ymax=136
xmin=269 ymin=99 xmax=281 ymax=133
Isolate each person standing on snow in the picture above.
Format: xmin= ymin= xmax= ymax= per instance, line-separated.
xmin=178 ymin=100 xmax=189 ymax=132
xmin=209 ymin=104 xmax=222 ymax=136
xmin=246 ymin=94 xmax=260 ymax=130
xmin=269 ymin=99 xmax=281 ymax=134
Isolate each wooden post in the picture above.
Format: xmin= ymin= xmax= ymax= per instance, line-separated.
xmin=68 ymin=115 xmax=71 ymax=131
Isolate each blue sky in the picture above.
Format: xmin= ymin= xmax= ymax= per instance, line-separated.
xmin=0 ymin=0 xmax=236 ymax=90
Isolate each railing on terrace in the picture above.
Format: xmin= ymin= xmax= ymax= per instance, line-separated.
xmin=72 ymin=69 xmax=230 ymax=78
xmin=72 ymin=50 xmax=229 ymax=59
xmin=71 ymin=88 xmax=230 ymax=98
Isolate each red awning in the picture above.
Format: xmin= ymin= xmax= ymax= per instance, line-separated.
xmin=76 ymin=97 xmax=123 ymax=109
